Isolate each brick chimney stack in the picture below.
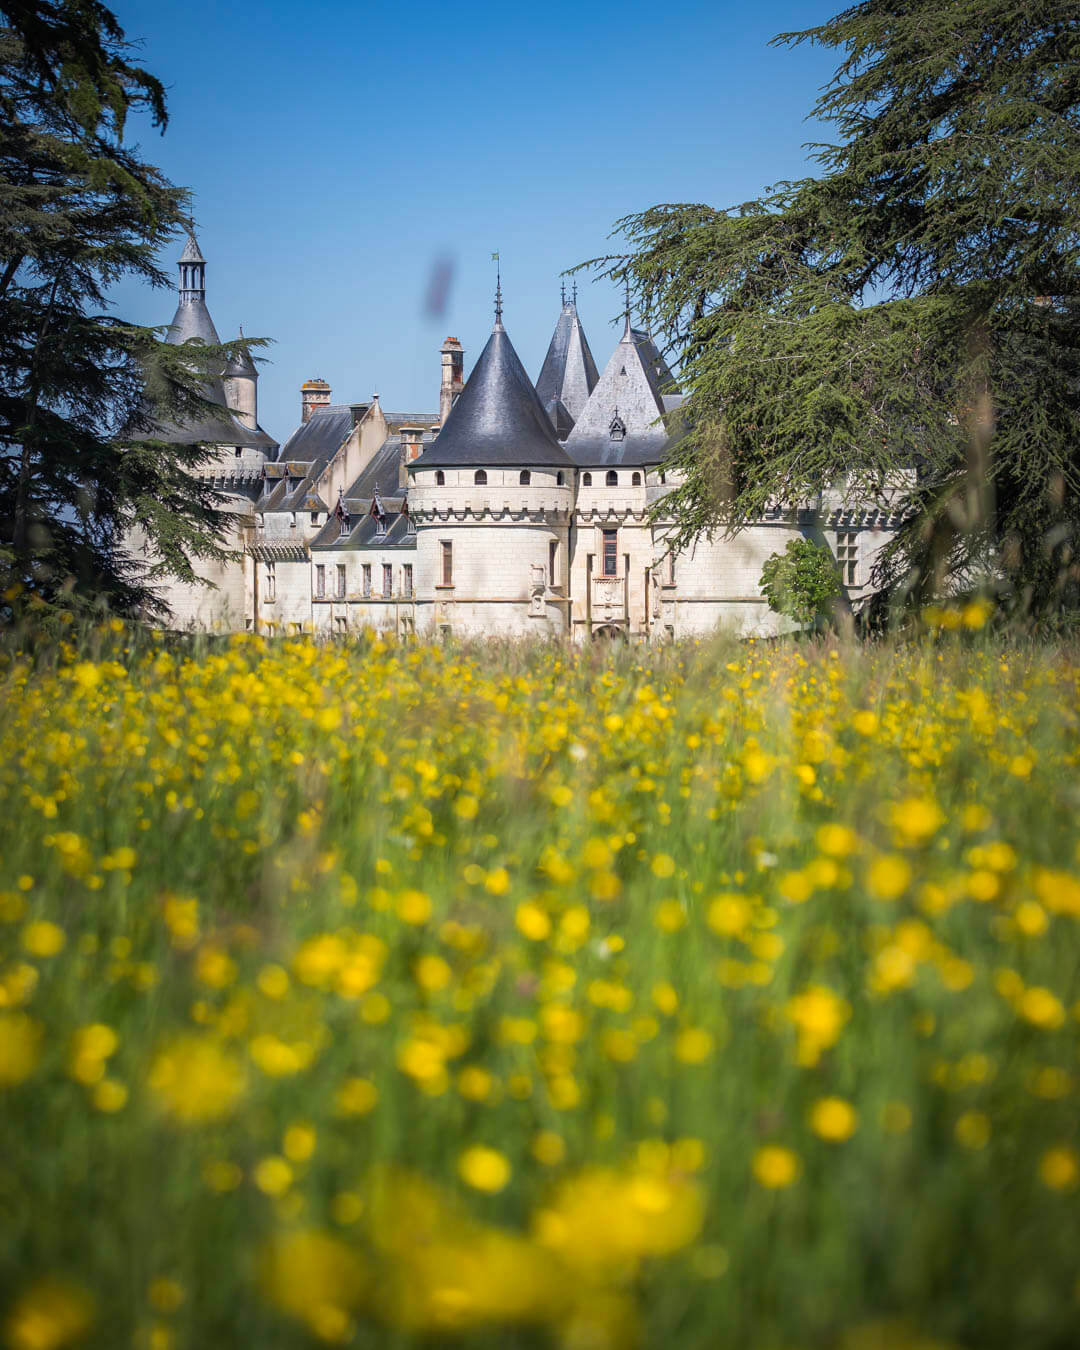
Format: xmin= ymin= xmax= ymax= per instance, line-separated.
xmin=439 ymin=338 xmax=464 ymax=426
xmin=301 ymin=378 xmax=331 ymax=424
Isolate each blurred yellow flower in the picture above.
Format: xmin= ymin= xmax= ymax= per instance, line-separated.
xmin=866 ymin=855 xmax=913 ymax=901
xmin=5 ymin=1278 xmax=94 ymax=1350
xmin=809 ymin=1097 xmax=858 ymax=1141
xmin=148 ymin=1035 xmax=246 ymax=1123
xmin=0 ymin=1012 xmax=43 ymax=1086
xmin=752 ymin=1146 xmax=800 ymax=1189
xmin=22 ymin=921 xmax=65 ymax=957
xmin=1038 ymin=1146 xmax=1079 ymax=1191
xmin=458 ymin=1145 xmax=511 ymax=1193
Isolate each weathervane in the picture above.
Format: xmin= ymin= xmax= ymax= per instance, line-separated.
xmin=492 ymin=251 xmax=502 ymax=324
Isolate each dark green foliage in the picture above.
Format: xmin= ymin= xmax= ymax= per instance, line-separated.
xmin=590 ymin=1 xmax=1080 ymax=620
xmin=0 ymin=1 xmax=250 ymax=620
xmin=760 ymin=538 xmax=842 ymax=626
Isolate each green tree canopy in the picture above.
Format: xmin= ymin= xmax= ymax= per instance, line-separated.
xmin=594 ymin=0 xmax=1080 ymax=619
xmin=760 ymin=538 xmax=843 ymax=627
xmin=0 ymin=0 xmax=254 ymax=620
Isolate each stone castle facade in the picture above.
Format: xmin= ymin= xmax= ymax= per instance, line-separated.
xmin=139 ymin=236 xmax=903 ymax=638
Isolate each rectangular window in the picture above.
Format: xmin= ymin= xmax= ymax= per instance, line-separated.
xmin=549 ymin=540 xmax=558 ymax=587
xmin=265 ymin=563 xmax=276 ymax=601
xmin=403 ymin=564 xmax=413 ymax=598
xmin=383 ymin=563 xmax=393 ymax=598
xmin=336 ymin=564 xmax=346 ymax=599
xmin=836 ymin=531 xmax=858 ymax=586
xmin=441 ymin=540 xmax=453 ymax=586
xmin=362 ymin=563 xmax=372 ymax=597
xmin=314 ymin=564 xmax=324 ymax=599
xmin=666 ymin=551 xmax=676 ymax=586
xmin=602 ymin=529 xmax=618 ymax=578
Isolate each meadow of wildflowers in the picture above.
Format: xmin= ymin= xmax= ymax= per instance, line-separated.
xmin=1 ymin=624 xmax=1078 ymax=1350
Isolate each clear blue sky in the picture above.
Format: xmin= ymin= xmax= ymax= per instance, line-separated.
xmin=110 ymin=0 xmax=840 ymax=444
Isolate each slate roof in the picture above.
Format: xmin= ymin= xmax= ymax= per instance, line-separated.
xmin=410 ymin=322 xmax=573 ymax=470
xmin=166 ymin=295 xmax=221 ymax=346
xmin=312 ymin=510 xmax=416 ymax=552
xmin=564 ymin=322 xmax=681 ymax=468
xmin=535 ymin=300 xmax=599 ymax=429
xmin=178 ymin=234 xmax=205 ymax=264
xmin=273 ymin=406 xmax=355 ymax=472
xmin=224 ymin=340 xmax=257 ymax=378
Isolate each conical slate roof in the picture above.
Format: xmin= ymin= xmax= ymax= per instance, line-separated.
xmin=564 ymin=319 xmax=680 ymax=467
xmin=178 ymin=233 xmax=206 ymax=264
xmin=535 ymin=299 xmax=599 ymax=431
xmin=224 ymin=336 xmax=257 ymax=378
xmin=411 ymin=321 xmax=573 ymax=469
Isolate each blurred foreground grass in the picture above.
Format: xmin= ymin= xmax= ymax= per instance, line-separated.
xmin=1 ymin=624 xmax=1079 ymax=1350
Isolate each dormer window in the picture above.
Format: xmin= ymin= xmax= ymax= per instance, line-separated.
xmin=609 ymin=414 xmax=626 ymax=441
xmin=474 ymin=470 xmax=487 ymax=486
xmin=375 ymin=515 xmax=387 ymax=537
xmin=606 ymin=470 xmax=618 ymax=487
xmin=519 ymin=470 xmax=531 ymax=485
xmin=582 ymin=472 xmax=592 ymax=486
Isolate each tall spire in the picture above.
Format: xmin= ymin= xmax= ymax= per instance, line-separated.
xmin=536 ymin=286 xmax=600 ymax=435
xmin=622 ymin=273 xmax=632 ymax=338
xmin=493 ymin=251 xmax=503 ymax=328
xmin=167 ymin=231 xmax=219 ymax=346
xmin=561 ymin=279 xmax=566 ymax=307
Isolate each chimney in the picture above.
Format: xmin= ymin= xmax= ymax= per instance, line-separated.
xmin=300 ymin=378 xmax=331 ymax=424
xmin=439 ymin=337 xmax=464 ymax=426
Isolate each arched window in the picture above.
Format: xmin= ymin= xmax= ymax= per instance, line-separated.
xmin=519 ymin=469 xmax=531 ymax=485
xmin=606 ymin=470 xmax=618 ymax=486
xmin=659 ymin=471 xmax=666 ymax=484
xmin=435 ymin=470 xmax=445 ymax=485
xmin=556 ymin=471 xmax=564 ymax=486
xmin=582 ymin=472 xmax=592 ymax=486
xmin=632 ymin=471 xmax=641 ymax=486
xmin=474 ymin=469 xmax=487 ymax=485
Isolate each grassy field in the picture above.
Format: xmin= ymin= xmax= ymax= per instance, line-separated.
xmin=1 ymin=623 xmax=1078 ymax=1350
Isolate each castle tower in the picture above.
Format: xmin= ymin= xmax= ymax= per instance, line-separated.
xmin=223 ymin=332 xmax=258 ymax=430
xmin=169 ymin=234 xmax=220 ymax=345
xmin=535 ymin=283 xmax=599 ymax=438
xmin=408 ymin=290 xmax=574 ymax=637
xmin=439 ymin=337 xmax=464 ymax=425
xmin=301 ymin=378 xmax=332 ymax=424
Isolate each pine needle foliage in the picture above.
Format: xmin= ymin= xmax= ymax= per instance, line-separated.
xmin=589 ymin=1 xmax=1080 ymax=620
xmin=0 ymin=1 xmax=258 ymax=621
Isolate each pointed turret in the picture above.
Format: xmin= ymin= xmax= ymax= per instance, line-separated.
xmin=564 ymin=312 xmax=680 ymax=468
xmin=535 ymin=285 xmax=599 ymax=436
xmin=412 ymin=306 xmax=572 ymax=470
xmin=223 ymin=329 xmax=259 ymax=430
xmin=147 ymin=233 xmax=276 ymax=450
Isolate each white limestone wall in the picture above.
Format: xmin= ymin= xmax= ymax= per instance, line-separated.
xmin=413 ymin=522 xmax=568 ymax=638
xmin=310 ymin=549 xmax=418 ymax=637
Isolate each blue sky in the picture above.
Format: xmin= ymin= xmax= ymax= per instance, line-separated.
xmin=110 ymin=0 xmax=840 ymax=443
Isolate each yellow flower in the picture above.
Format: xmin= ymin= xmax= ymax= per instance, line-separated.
xmin=531 ymin=1131 xmax=566 ymax=1166
xmin=5 ymin=1278 xmax=94 ymax=1350
xmin=1018 ymin=986 xmax=1066 ymax=1030
xmin=396 ymin=890 xmax=433 ymax=924
xmin=194 ymin=946 xmax=237 ymax=989
xmin=786 ymin=986 xmax=851 ymax=1066
xmin=414 ymin=953 xmax=452 ymax=991
xmin=954 ymin=1111 xmax=990 ymax=1150
xmin=515 ymin=903 xmax=551 ymax=941
xmin=92 ymin=1079 xmax=128 ymax=1113
xmin=651 ymin=853 xmax=676 ymax=878
xmin=674 ymin=1027 xmax=714 ymax=1064
xmin=889 ymin=797 xmax=944 ymax=845
xmin=809 ymin=1097 xmax=858 ymax=1141
xmin=866 ymin=855 xmax=912 ymax=901
xmin=22 ymin=921 xmax=65 ymax=957
xmin=458 ymin=1145 xmax=511 ymax=1193
xmin=253 ymin=1155 xmax=293 ymax=1196
xmin=706 ymin=893 xmax=753 ymax=936
xmin=147 ymin=1279 xmax=185 ymax=1314
xmin=336 ymin=1077 xmax=378 ymax=1116
xmin=484 ymin=868 xmax=510 ymax=896
xmin=148 ymin=1035 xmax=246 ymax=1123
xmin=778 ymin=871 xmax=813 ymax=904
xmin=752 ymin=1146 xmax=800 ymax=1189
xmin=0 ymin=1012 xmax=43 ymax=1086
xmin=258 ymin=1229 xmax=367 ymax=1332
xmin=283 ymin=1122 xmax=317 ymax=1162
xmin=1038 ymin=1146 xmax=1079 ymax=1191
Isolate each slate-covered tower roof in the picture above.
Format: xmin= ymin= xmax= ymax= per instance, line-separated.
xmin=535 ymin=289 xmax=599 ymax=437
xmin=411 ymin=307 xmax=573 ymax=470
xmin=151 ymin=233 xmax=276 ymax=450
xmin=564 ymin=315 xmax=681 ymax=467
